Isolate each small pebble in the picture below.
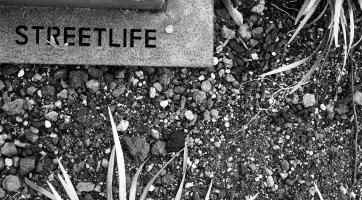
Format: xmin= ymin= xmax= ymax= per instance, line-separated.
xmin=45 ymin=120 xmax=52 ymax=128
xmin=185 ymin=110 xmax=195 ymax=121
xmin=266 ymin=176 xmax=275 ymax=187
xmin=213 ymin=57 xmax=219 ymax=65
xmin=149 ymin=87 xmax=157 ymax=98
xmin=302 ymin=93 xmax=316 ymax=107
xmin=17 ymin=69 xmax=25 ymax=78
xmin=165 ymin=25 xmax=174 ymax=34
xmin=117 ymin=120 xmax=129 ymax=132
xmin=160 ymin=100 xmax=169 ymax=108
xmin=201 ymin=80 xmax=212 ymax=92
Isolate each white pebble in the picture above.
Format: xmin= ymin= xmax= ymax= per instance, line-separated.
xmin=149 ymin=87 xmax=157 ymax=99
xmin=165 ymin=25 xmax=174 ymax=34
xmin=185 ymin=182 xmax=194 ymax=188
xmin=213 ymin=57 xmax=219 ymax=65
xmin=160 ymin=100 xmax=169 ymax=108
xmin=185 ymin=110 xmax=195 ymax=121
xmin=251 ymin=53 xmax=259 ymax=60
xmin=18 ymin=69 xmax=25 ymax=77
xmin=117 ymin=120 xmax=129 ymax=132
xmin=5 ymin=158 xmax=13 ymax=167
xmin=44 ymin=120 xmax=52 ymax=128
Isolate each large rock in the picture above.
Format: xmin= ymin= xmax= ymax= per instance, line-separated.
xmin=19 ymin=157 xmax=36 ymax=175
xmin=122 ymin=136 xmax=150 ymax=162
xmin=302 ymin=93 xmax=316 ymax=108
xmin=193 ymin=89 xmax=207 ymax=104
xmin=76 ymin=182 xmax=95 ymax=192
xmin=86 ymin=80 xmax=100 ymax=93
xmin=2 ymin=99 xmax=25 ymax=115
xmin=1 ymin=142 xmax=17 ymax=157
xmin=2 ymin=175 xmax=21 ymax=192
xmin=69 ymin=70 xmax=88 ymax=88
xmin=151 ymin=141 xmax=167 ymax=156
xmin=166 ymin=132 xmax=185 ymax=152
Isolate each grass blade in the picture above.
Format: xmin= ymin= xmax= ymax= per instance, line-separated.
xmin=295 ymin=0 xmax=311 ymax=24
xmin=129 ymin=159 xmax=148 ymax=200
xmin=175 ymin=144 xmax=188 ymax=200
xmin=25 ymin=178 xmax=56 ymax=200
xmin=288 ymin=0 xmax=321 ymax=45
xmin=289 ymin=55 xmax=322 ymax=94
xmin=314 ymin=182 xmax=324 ymax=200
xmin=347 ymin=0 xmax=354 ymax=51
xmin=221 ymin=0 xmax=243 ymax=26
xmin=57 ymin=174 xmax=79 ymax=200
xmin=139 ymin=147 xmax=185 ymax=200
xmin=204 ymin=179 xmax=214 ymax=200
xmin=303 ymin=0 xmax=318 ymax=16
xmin=57 ymin=159 xmax=79 ymax=200
xmin=248 ymin=193 xmax=259 ymax=200
xmin=358 ymin=0 xmax=362 ymax=9
xmin=333 ymin=0 xmax=344 ymax=47
xmin=337 ymin=10 xmax=348 ymax=82
xmin=107 ymin=146 xmax=116 ymax=200
xmin=47 ymin=181 xmax=64 ymax=200
xmin=108 ymin=107 xmax=127 ymax=200
xmin=260 ymin=56 xmax=312 ymax=77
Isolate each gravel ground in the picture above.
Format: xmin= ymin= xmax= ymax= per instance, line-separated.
xmin=0 ymin=0 xmax=362 ymax=199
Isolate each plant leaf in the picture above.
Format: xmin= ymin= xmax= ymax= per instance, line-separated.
xmin=204 ymin=179 xmax=214 ymax=200
xmin=347 ymin=0 xmax=355 ymax=51
xmin=295 ymin=0 xmax=312 ymax=24
xmin=175 ymin=144 xmax=188 ymax=200
xmin=260 ymin=56 xmax=312 ymax=77
xmin=129 ymin=159 xmax=148 ymax=200
xmin=107 ymin=146 xmax=116 ymax=200
xmin=108 ymin=107 xmax=127 ymax=200
xmin=221 ymin=0 xmax=243 ymax=26
xmin=288 ymin=0 xmax=321 ymax=45
xmin=57 ymin=159 xmax=79 ymax=200
xmin=47 ymin=181 xmax=64 ymax=200
xmin=24 ymin=178 xmax=56 ymax=200
xmin=358 ymin=0 xmax=362 ymax=9
xmin=289 ymin=55 xmax=322 ymax=94
xmin=333 ymin=0 xmax=344 ymax=47
xmin=303 ymin=0 xmax=318 ymax=16
xmin=139 ymin=148 xmax=184 ymax=200
xmin=314 ymin=182 xmax=324 ymax=200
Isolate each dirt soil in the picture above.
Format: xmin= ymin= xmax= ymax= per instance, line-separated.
xmin=0 ymin=0 xmax=362 ymax=199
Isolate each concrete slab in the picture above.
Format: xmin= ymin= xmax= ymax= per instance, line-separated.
xmin=0 ymin=0 xmax=213 ymax=67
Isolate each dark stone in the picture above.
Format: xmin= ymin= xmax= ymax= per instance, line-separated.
xmin=42 ymin=85 xmax=55 ymax=98
xmin=88 ymin=66 xmax=104 ymax=78
xmin=19 ymin=157 xmax=36 ymax=175
xmin=1 ymin=65 xmax=18 ymax=76
xmin=69 ymin=70 xmax=88 ymax=88
xmin=122 ymin=136 xmax=150 ymax=162
xmin=228 ymin=39 xmax=245 ymax=54
xmin=54 ymin=69 xmax=69 ymax=80
xmin=166 ymin=131 xmax=185 ymax=152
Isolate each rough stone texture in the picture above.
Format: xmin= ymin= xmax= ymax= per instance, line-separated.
xmin=0 ymin=157 xmax=5 ymax=171
xmin=69 ymin=70 xmax=88 ymax=88
xmin=2 ymin=175 xmax=21 ymax=192
xmin=166 ymin=131 xmax=185 ymax=152
xmin=2 ymin=99 xmax=25 ymax=115
xmin=76 ymin=182 xmax=95 ymax=192
xmin=302 ymin=93 xmax=316 ymax=108
xmin=1 ymin=142 xmax=17 ymax=157
xmin=122 ymin=136 xmax=150 ymax=162
xmin=19 ymin=156 xmax=36 ymax=175
xmin=0 ymin=0 xmax=213 ymax=67
xmin=151 ymin=141 xmax=167 ymax=156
